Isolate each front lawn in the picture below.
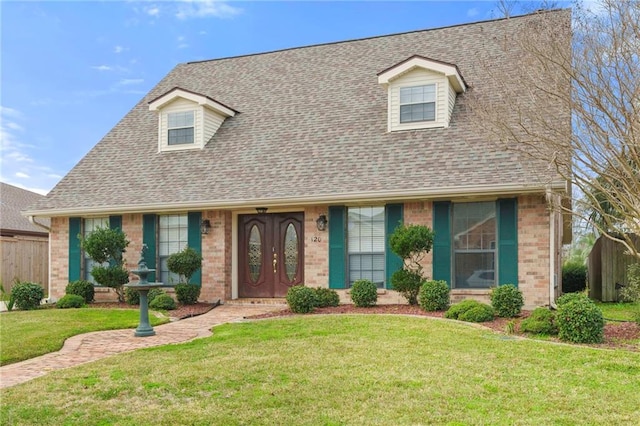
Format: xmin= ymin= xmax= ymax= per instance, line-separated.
xmin=0 ymin=308 xmax=168 ymax=365
xmin=2 ymin=315 xmax=639 ymax=425
xmin=596 ymin=301 xmax=640 ymax=321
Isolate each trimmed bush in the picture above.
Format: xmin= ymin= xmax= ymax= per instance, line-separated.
xmin=65 ymin=280 xmax=95 ymax=303
xmin=11 ymin=282 xmax=44 ymax=310
xmin=56 ymin=294 xmax=86 ymax=309
xmin=166 ymin=246 xmax=202 ymax=284
xmin=445 ymin=299 xmax=483 ymax=320
xmin=149 ymin=294 xmax=176 ymax=310
xmin=148 ymin=288 xmax=166 ymax=303
xmin=390 ymin=269 xmax=423 ymax=306
xmin=520 ymin=307 xmax=558 ymax=335
xmin=562 ymin=261 xmax=587 ymax=293
xmin=458 ymin=304 xmax=495 ymax=323
xmin=557 ymin=292 xmax=590 ymax=307
xmin=125 ymin=286 xmax=140 ymax=305
xmin=490 ymin=284 xmax=524 ymax=318
xmin=350 ymin=279 xmax=377 ymax=307
xmin=556 ymin=297 xmax=604 ymax=343
xmin=175 ymin=283 xmax=200 ymax=305
xmin=419 ymin=280 xmax=450 ymax=311
xmin=286 ymin=286 xmax=318 ymax=314
xmin=314 ymin=287 xmax=340 ymax=308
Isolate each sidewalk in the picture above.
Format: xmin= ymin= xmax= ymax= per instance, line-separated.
xmin=0 ymin=304 xmax=284 ymax=389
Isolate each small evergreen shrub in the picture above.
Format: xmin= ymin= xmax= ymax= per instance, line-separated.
xmin=390 ymin=269 xmax=423 ymax=306
xmin=419 ymin=280 xmax=450 ymax=311
xmin=286 ymin=286 xmax=318 ymax=313
xmin=445 ymin=299 xmax=483 ymax=320
xmin=149 ymin=294 xmax=176 ymax=310
xmin=166 ymin=246 xmax=203 ymax=284
xmin=562 ymin=261 xmax=587 ymax=293
xmin=520 ymin=307 xmax=558 ymax=335
xmin=148 ymin=288 xmax=166 ymax=303
xmin=65 ymin=280 xmax=95 ymax=303
xmin=125 ymin=286 xmax=140 ymax=305
xmin=11 ymin=282 xmax=44 ymax=310
xmin=175 ymin=283 xmax=201 ymax=305
xmin=56 ymin=294 xmax=86 ymax=309
xmin=350 ymin=279 xmax=377 ymax=307
xmin=556 ymin=298 xmax=604 ymax=343
xmin=458 ymin=304 xmax=495 ymax=323
xmin=620 ymin=263 xmax=640 ymax=302
xmin=314 ymin=287 xmax=340 ymax=308
xmin=557 ymin=292 xmax=590 ymax=307
xmin=490 ymin=284 xmax=524 ymax=318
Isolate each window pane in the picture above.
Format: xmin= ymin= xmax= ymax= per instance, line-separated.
xmin=168 ymin=111 xmax=194 ymax=128
xmin=168 ymin=127 xmax=194 ymax=145
xmin=158 ymin=214 xmax=188 ymax=283
xmin=400 ymin=103 xmax=435 ymax=123
xmin=347 ymin=206 xmax=386 ymax=286
xmin=454 ymin=252 xmax=495 ymax=288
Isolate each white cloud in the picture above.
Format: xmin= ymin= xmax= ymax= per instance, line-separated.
xmin=15 ymin=172 xmax=30 ymax=179
xmin=117 ymin=78 xmax=144 ymax=86
xmin=0 ymin=106 xmax=23 ymax=119
xmin=5 ymin=122 xmax=24 ymax=131
xmin=175 ymin=0 xmax=242 ymax=20
xmin=467 ymin=8 xmax=479 ymax=17
xmin=92 ymin=65 xmax=113 ymax=71
xmin=114 ymin=45 xmax=128 ymax=54
xmin=146 ymin=6 xmax=160 ymax=17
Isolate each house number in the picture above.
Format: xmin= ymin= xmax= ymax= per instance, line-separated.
xmin=311 ymin=236 xmax=322 ymax=242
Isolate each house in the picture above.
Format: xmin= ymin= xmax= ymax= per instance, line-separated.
xmin=1 ymin=182 xmax=50 ymax=293
xmin=24 ymin=10 xmax=571 ymax=308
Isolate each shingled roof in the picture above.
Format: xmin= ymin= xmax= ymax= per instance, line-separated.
xmin=1 ymin=183 xmax=50 ymax=235
xmin=27 ymin=9 xmax=570 ymax=217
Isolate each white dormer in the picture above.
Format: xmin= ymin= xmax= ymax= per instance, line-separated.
xmin=378 ymin=55 xmax=466 ymax=131
xmin=148 ymin=87 xmax=236 ymax=152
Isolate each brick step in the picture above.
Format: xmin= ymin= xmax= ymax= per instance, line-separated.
xmin=225 ymin=298 xmax=287 ymax=306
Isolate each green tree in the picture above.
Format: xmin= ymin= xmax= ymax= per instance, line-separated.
xmin=166 ymin=246 xmax=203 ymax=284
xmin=389 ymin=224 xmax=434 ymax=305
xmin=81 ymin=227 xmax=130 ymax=302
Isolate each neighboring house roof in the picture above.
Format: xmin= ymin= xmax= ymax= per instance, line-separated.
xmin=0 ymin=183 xmax=50 ymax=236
xmin=26 ymin=9 xmax=571 ymax=217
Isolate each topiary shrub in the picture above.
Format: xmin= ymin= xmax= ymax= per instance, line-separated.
xmin=175 ymin=283 xmax=200 ymax=305
xmin=65 ymin=280 xmax=95 ymax=303
xmin=557 ymin=292 xmax=590 ymax=307
xmin=149 ymin=293 xmax=176 ymax=310
xmin=389 ymin=224 xmax=434 ymax=305
xmin=458 ymin=304 xmax=495 ymax=323
xmin=490 ymin=284 xmax=524 ymax=318
xmin=520 ymin=307 xmax=558 ymax=335
xmin=445 ymin=299 xmax=483 ymax=320
xmin=125 ymin=286 xmax=140 ymax=305
xmin=556 ymin=297 xmax=604 ymax=343
xmin=350 ymin=279 xmax=377 ymax=307
xmin=390 ymin=269 xmax=423 ymax=306
xmin=286 ymin=286 xmax=318 ymax=313
xmin=56 ymin=294 xmax=86 ymax=309
xmin=167 ymin=246 xmax=203 ymax=284
xmin=11 ymin=282 xmax=44 ymax=310
xmin=562 ymin=261 xmax=587 ymax=293
xmin=419 ymin=280 xmax=450 ymax=311
xmin=314 ymin=287 xmax=340 ymax=308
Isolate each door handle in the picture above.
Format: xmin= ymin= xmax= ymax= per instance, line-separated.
xmin=273 ymin=253 xmax=277 ymax=274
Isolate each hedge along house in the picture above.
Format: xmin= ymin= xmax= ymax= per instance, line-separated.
xmin=25 ymin=10 xmax=571 ymax=308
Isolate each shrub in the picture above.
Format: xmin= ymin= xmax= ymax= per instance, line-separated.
xmin=458 ymin=304 xmax=495 ymax=323
xmin=11 ymin=282 xmax=44 ymax=310
xmin=419 ymin=280 xmax=450 ymax=311
xmin=314 ymin=287 xmax=340 ymax=308
xmin=620 ymin=263 xmax=640 ymax=302
xmin=490 ymin=284 xmax=524 ymax=318
xmin=562 ymin=261 xmax=587 ymax=293
xmin=556 ymin=298 xmax=604 ymax=343
xmin=175 ymin=283 xmax=200 ymax=305
xmin=65 ymin=280 xmax=95 ymax=303
xmin=445 ymin=299 xmax=483 ymax=320
xmin=286 ymin=286 xmax=318 ymax=313
xmin=557 ymin=292 xmax=590 ymax=307
xmin=80 ymin=227 xmax=130 ymax=302
xmin=125 ymin=286 xmax=140 ymax=305
xmin=148 ymin=288 xmax=166 ymax=303
xmin=167 ymin=246 xmax=203 ymax=284
xmin=149 ymin=294 xmax=176 ymax=310
xmin=350 ymin=279 xmax=377 ymax=307
xmin=520 ymin=307 xmax=558 ymax=335
xmin=390 ymin=269 xmax=423 ymax=306
xmin=56 ymin=294 xmax=86 ymax=309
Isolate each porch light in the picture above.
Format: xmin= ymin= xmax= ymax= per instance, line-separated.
xmin=256 ymin=207 xmax=268 ymax=215
xmin=200 ymin=219 xmax=211 ymax=235
xmin=316 ymin=214 xmax=328 ymax=231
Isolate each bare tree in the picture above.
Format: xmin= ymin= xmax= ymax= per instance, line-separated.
xmin=471 ymin=1 xmax=640 ymax=259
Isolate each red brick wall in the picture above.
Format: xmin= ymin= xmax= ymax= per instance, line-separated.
xmin=49 ymin=217 xmax=68 ymax=300
xmin=303 ymin=206 xmax=329 ymax=288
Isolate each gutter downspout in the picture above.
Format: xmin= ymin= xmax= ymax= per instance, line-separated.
xmin=545 ymin=192 xmax=558 ymax=309
xmin=28 ymin=216 xmax=53 ymax=302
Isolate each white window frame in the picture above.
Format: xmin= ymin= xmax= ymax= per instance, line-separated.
xmin=158 ymin=214 xmax=188 ymax=284
xmin=167 ymin=111 xmax=195 ymax=145
xmin=347 ymin=206 xmax=386 ymax=288
xmin=399 ymin=84 xmax=436 ymax=123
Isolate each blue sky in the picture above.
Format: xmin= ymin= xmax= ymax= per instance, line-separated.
xmin=1 ymin=0 xmax=546 ymax=195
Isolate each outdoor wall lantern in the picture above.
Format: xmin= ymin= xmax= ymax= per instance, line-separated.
xmin=256 ymin=207 xmax=268 ymax=215
xmin=316 ymin=214 xmax=328 ymax=231
xmin=200 ymin=219 xmax=211 ymax=235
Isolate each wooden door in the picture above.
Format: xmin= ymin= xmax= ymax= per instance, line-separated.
xmin=238 ymin=213 xmax=304 ymax=297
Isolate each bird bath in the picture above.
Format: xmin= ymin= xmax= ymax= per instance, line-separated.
xmin=124 ymin=245 xmax=174 ymax=337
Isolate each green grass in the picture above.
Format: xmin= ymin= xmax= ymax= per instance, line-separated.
xmin=596 ymin=301 xmax=640 ymax=321
xmin=0 ymin=308 xmax=168 ymax=365
xmin=2 ymin=315 xmax=639 ymax=425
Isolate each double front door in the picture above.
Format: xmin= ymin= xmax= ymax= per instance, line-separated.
xmin=238 ymin=213 xmax=304 ymax=298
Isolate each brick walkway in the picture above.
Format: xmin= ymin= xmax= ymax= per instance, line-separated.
xmin=0 ymin=304 xmax=284 ymax=389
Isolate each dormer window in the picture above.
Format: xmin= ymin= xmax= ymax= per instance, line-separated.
xmin=168 ymin=111 xmax=195 ymax=145
xmin=378 ymin=55 xmax=466 ymax=131
xmin=400 ymin=85 xmax=436 ymax=123
xmin=149 ymin=87 xmax=237 ymax=153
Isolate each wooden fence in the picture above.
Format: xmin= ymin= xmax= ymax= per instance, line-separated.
xmin=587 ymin=234 xmax=639 ymax=301
xmin=1 ymin=235 xmax=48 ymax=294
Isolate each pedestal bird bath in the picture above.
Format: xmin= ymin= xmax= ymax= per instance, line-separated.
xmin=124 ymin=245 xmax=174 ymax=337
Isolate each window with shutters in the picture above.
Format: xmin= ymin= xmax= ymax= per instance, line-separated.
xmin=347 ymin=206 xmax=386 ymax=288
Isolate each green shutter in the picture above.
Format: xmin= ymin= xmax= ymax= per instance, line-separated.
xmin=385 ymin=204 xmax=404 ymax=289
xmin=432 ymin=202 xmax=451 ymax=285
xmin=142 ymin=214 xmax=158 ymax=282
xmin=187 ymin=212 xmax=202 ymax=286
xmin=328 ymin=206 xmax=346 ymax=289
xmin=109 ymin=215 xmax=122 ymax=231
xmin=69 ymin=217 xmax=82 ymax=282
xmin=497 ymin=198 xmax=518 ymax=286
